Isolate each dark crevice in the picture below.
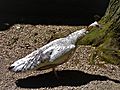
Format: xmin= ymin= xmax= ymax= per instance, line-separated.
xmin=0 ymin=0 xmax=110 ymax=30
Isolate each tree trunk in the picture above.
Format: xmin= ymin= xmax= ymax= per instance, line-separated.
xmin=78 ymin=0 xmax=120 ymax=65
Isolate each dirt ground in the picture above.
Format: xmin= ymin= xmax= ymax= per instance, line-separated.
xmin=0 ymin=24 xmax=120 ymax=90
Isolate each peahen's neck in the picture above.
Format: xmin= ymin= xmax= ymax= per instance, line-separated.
xmin=66 ymin=28 xmax=87 ymax=44
xmin=65 ymin=21 xmax=100 ymax=44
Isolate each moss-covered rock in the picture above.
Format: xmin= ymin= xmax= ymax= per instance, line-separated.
xmin=78 ymin=0 xmax=120 ymax=65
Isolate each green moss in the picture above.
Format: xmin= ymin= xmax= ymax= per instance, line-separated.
xmin=89 ymin=49 xmax=97 ymax=65
xmin=89 ymin=46 xmax=120 ymax=65
xmin=98 ymin=48 xmax=120 ymax=64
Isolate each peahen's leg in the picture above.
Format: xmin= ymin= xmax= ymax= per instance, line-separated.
xmin=52 ymin=68 xmax=59 ymax=79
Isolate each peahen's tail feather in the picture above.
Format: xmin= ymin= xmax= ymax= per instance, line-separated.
xmin=8 ymin=49 xmax=49 ymax=72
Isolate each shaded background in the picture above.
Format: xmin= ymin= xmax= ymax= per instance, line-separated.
xmin=0 ymin=0 xmax=109 ymax=25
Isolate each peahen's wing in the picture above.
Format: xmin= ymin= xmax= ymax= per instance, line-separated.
xmin=49 ymin=44 xmax=75 ymax=62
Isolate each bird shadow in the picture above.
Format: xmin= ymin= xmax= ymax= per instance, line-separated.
xmin=15 ymin=70 xmax=120 ymax=88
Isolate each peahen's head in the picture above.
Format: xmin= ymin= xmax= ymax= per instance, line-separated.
xmin=87 ymin=21 xmax=102 ymax=30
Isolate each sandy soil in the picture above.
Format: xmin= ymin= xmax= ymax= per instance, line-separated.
xmin=0 ymin=24 xmax=120 ymax=90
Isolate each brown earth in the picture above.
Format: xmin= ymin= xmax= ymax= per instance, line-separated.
xmin=0 ymin=24 xmax=120 ymax=90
